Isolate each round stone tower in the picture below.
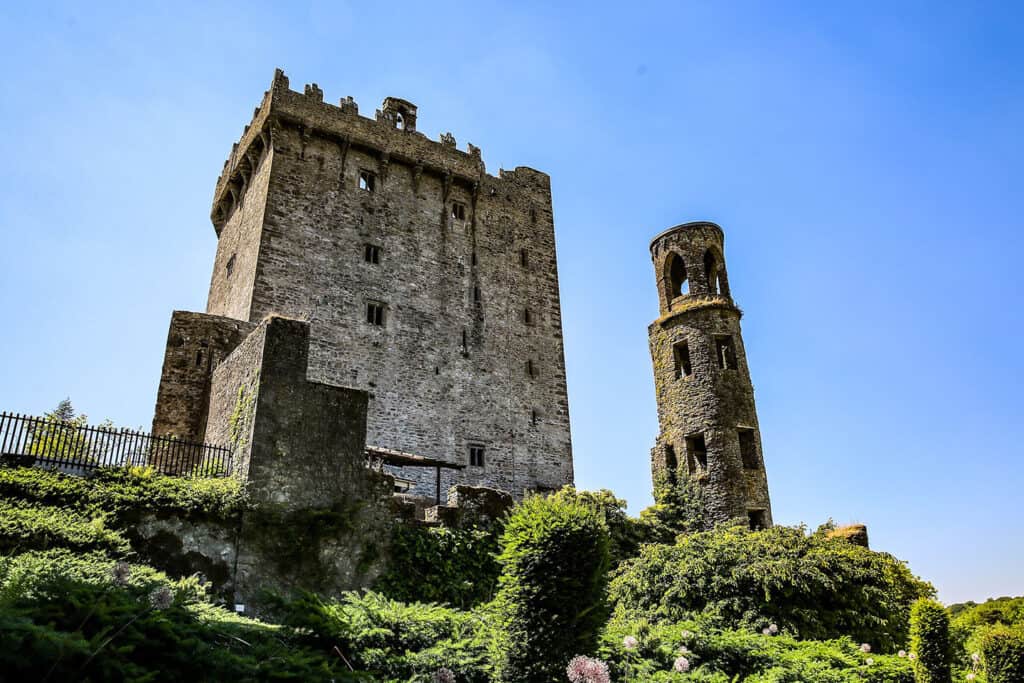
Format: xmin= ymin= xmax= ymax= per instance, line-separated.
xmin=648 ymin=221 xmax=773 ymax=528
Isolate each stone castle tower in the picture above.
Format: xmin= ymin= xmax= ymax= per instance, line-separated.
xmin=152 ymin=69 xmax=573 ymax=500
xmin=648 ymin=221 xmax=772 ymax=527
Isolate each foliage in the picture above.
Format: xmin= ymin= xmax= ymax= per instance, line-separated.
xmin=949 ymin=595 xmax=1024 ymax=679
xmin=909 ymin=598 xmax=951 ymax=683
xmin=601 ymin=616 xmax=913 ymax=682
xmin=23 ymin=399 xmax=114 ymax=464
xmin=638 ymin=470 xmax=708 ymax=542
xmin=0 ymin=464 xmax=245 ymax=522
xmin=609 ymin=522 xmax=934 ymax=652
xmin=276 ymin=590 xmax=493 ymax=682
xmin=492 ymin=493 xmax=611 ymax=682
xmin=979 ymin=625 xmax=1024 ymax=683
xmin=0 ymin=571 xmax=356 ymax=681
xmin=375 ymin=524 xmax=502 ymax=608
xmin=0 ymin=500 xmax=129 ymax=555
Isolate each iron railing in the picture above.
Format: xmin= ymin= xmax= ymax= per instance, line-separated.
xmin=0 ymin=411 xmax=232 ymax=477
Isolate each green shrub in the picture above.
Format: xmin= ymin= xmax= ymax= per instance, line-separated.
xmin=0 ymin=573 xmax=357 ymax=681
xmin=0 ymin=500 xmax=129 ymax=555
xmin=375 ymin=524 xmax=501 ymax=608
xmin=493 ymin=493 xmax=610 ymax=682
xmin=609 ymin=523 xmax=933 ymax=652
xmin=277 ymin=590 xmax=493 ymax=682
xmin=0 ymin=465 xmax=245 ymax=522
xmin=638 ymin=470 xmax=707 ymax=541
xmin=909 ymin=598 xmax=951 ymax=682
xmin=980 ymin=625 xmax=1024 ymax=683
xmin=600 ymin=616 xmax=913 ymax=682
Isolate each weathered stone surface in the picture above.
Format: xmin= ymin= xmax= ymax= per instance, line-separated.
xmin=827 ymin=523 xmax=869 ymax=548
xmin=648 ymin=221 xmax=773 ymax=527
xmin=167 ymin=68 xmax=574 ymax=501
xmin=150 ymin=311 xmax=255 ymax=447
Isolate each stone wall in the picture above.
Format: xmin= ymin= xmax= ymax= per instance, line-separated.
xmin=151 ymin=311 xmax=255 ymax=446
xmin=197 ymin=69 xmax=573 ymax=501
xmin=648 ymin=222 xmax=773 ymax=526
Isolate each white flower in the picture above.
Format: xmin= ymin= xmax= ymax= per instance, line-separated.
xmin=148 ymin=586 xmax=174 ymax=610
xmin=898 ymin=650 xmax=906 ymax=658
xmin=111 ymin=562 xmax=131 ymax=586
xmin=967 ymin=674 xmax=976 ymax=681
xmin=866 ymin=658 xmax=874 ymax=666
xmin=677 ymin=645 xmax=690 ymax=655
xmin=909 ymin=653 xmax=917 ymax=661
xmin=768 ymin=623 xmax=779 ymax=634
xmin=762 ymin=628 xmax=772 ymax=636
xmin=971 ymin=652 xmax=981 ymax=663
xmin=623 ymin=635 xmax=638 ymax=651
xmin=680 ymin=630 xmax=694 ymax=640
xmin=673 ymin=656 xmax=690 ymax=673
xmin=860 ymin=643 xmax=871 ymax=653
xmin=433 ymin=668 xmax=455 ymax=683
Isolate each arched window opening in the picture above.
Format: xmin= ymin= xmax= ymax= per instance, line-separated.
xmin=716 ymin=270 xmax=730 ymax=298
xmin=395 ymin=112 xmax=405 ymax=130
xmin=667 ymin=253 xmax=688 ymax=299
xmin=704 ymin=250 xmax=719 ymax=295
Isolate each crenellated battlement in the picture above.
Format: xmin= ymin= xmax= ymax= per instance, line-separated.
xmin=211 ymin=69 xmax=536 ymax=235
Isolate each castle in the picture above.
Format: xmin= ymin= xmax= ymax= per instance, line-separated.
xmin=151 ymin=70 xmax=573 ymax=501
xmin=148 ymin=69 xmax=772 ymax=523
xmin=648 ymin=221 xmax=773 ymax=527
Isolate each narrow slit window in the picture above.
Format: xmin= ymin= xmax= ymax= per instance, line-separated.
xmin=469 ymin=445 xmax=485 ymax=467
xmin=226 ymin=254 xmax=236 ymax=278
xmin=366 ymin=302 xmax=385 ymax=326
xmin=471 ymin=251 xmax=477 ymax=266
xmin=364 ymin=244 xmax=381 ymax=264
xmin=461 ymin=329 xmax=468 ymax=355
xmin=739 ymin=429 xmax=759 ymax=469
xmin=358 ymin=170 xmax=376 ymax=192
xmin=530 ymin=409 xmax=538 ymax=426
xmin=520 ymin=248 xmax=529 ymax=267
xmin=524 ymin=308 xmax=534 ymax=325
xmin=526 ymin=359 xmax=537 ymax=378
xmin=473 ymin=286 xmax=481 ymax=303
xmin=452 ymin=202 xmax=466 ymax=220
xmin=715 ymin=335 xmax=737 ymax=370
xmin=685 ymin=434 xmax=708 ymax=472
xmin=673 ymin=341 xmax=692 ymax=378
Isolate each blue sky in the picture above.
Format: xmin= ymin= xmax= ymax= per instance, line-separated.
xmin=1 ymin=2 xmax=1022 ymax=604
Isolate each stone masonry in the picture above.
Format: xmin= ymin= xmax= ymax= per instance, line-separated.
xmin=648 ymin=221 xmax=773 ymax=527
xmin=152 ymin=69 xmax=574 ymax=501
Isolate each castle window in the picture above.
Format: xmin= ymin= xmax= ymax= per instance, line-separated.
xmin=704 ymin=250 xmax=719 ymax=295
xmin=469 ymin=444 xmax=485 ymax=467
xmin=358 ymin=170 xmax=376 ymax=192
xmin=366 ymin=302 xmax=385 ymax=326
xmin=748 ymin=509 xmax=768 ymax=530
xmin=471 ymin=251 xmax=477 ymax=266
xmin=715 ymin=335 xmax=737 ymax=370
xmin=461 ymin=329 xmax=468 ymax=356
xmin=685 ymin=434 xmax=707 ymax=472
xmin=524 ymin=308 xmax=534 ymax=325
xmin=473 ymin=286 xmax=481 ymax=303
xmin=364 ymin=244 xmax=381 ymax=264
xmin=395 ymin=112 xmax=404 ymax=130
xmin=739 ymin=429 xmax=759 ymax=469
xmin=673 ymin=340 xmax=692 ymax=378
xmin=531 ymin=408 xmax=539 ymax=426
xmin=664 ymin=444 xmax=678 ymax=485
xmin=667 ymin=253 xmax=688 ymax=298
xmin=520 ymin=248 xmax=529 ymax=268
xmin=226 ymin=253 xmax=236 ymax=278
xmin=526 ymin=359 xmax=538 ymax=378
xmin=452 ymin=202 xmax=466 ymax=221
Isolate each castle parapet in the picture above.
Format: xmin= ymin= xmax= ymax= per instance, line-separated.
xmin=211 ymin=69 xmax=500 ymax=234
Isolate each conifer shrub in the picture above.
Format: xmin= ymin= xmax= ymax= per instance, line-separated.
xmin=609 ymin=523 xmax=933 ymax=652
xmin=909 ymin=598 xmax=952 ymax=683
xmin=375 ymin=524 xmax=502 ymax=608
xmin=493 ymin=493 xmax=610 ymax=682
xmin=980 ymin=625 xmax=1024 ymax=683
